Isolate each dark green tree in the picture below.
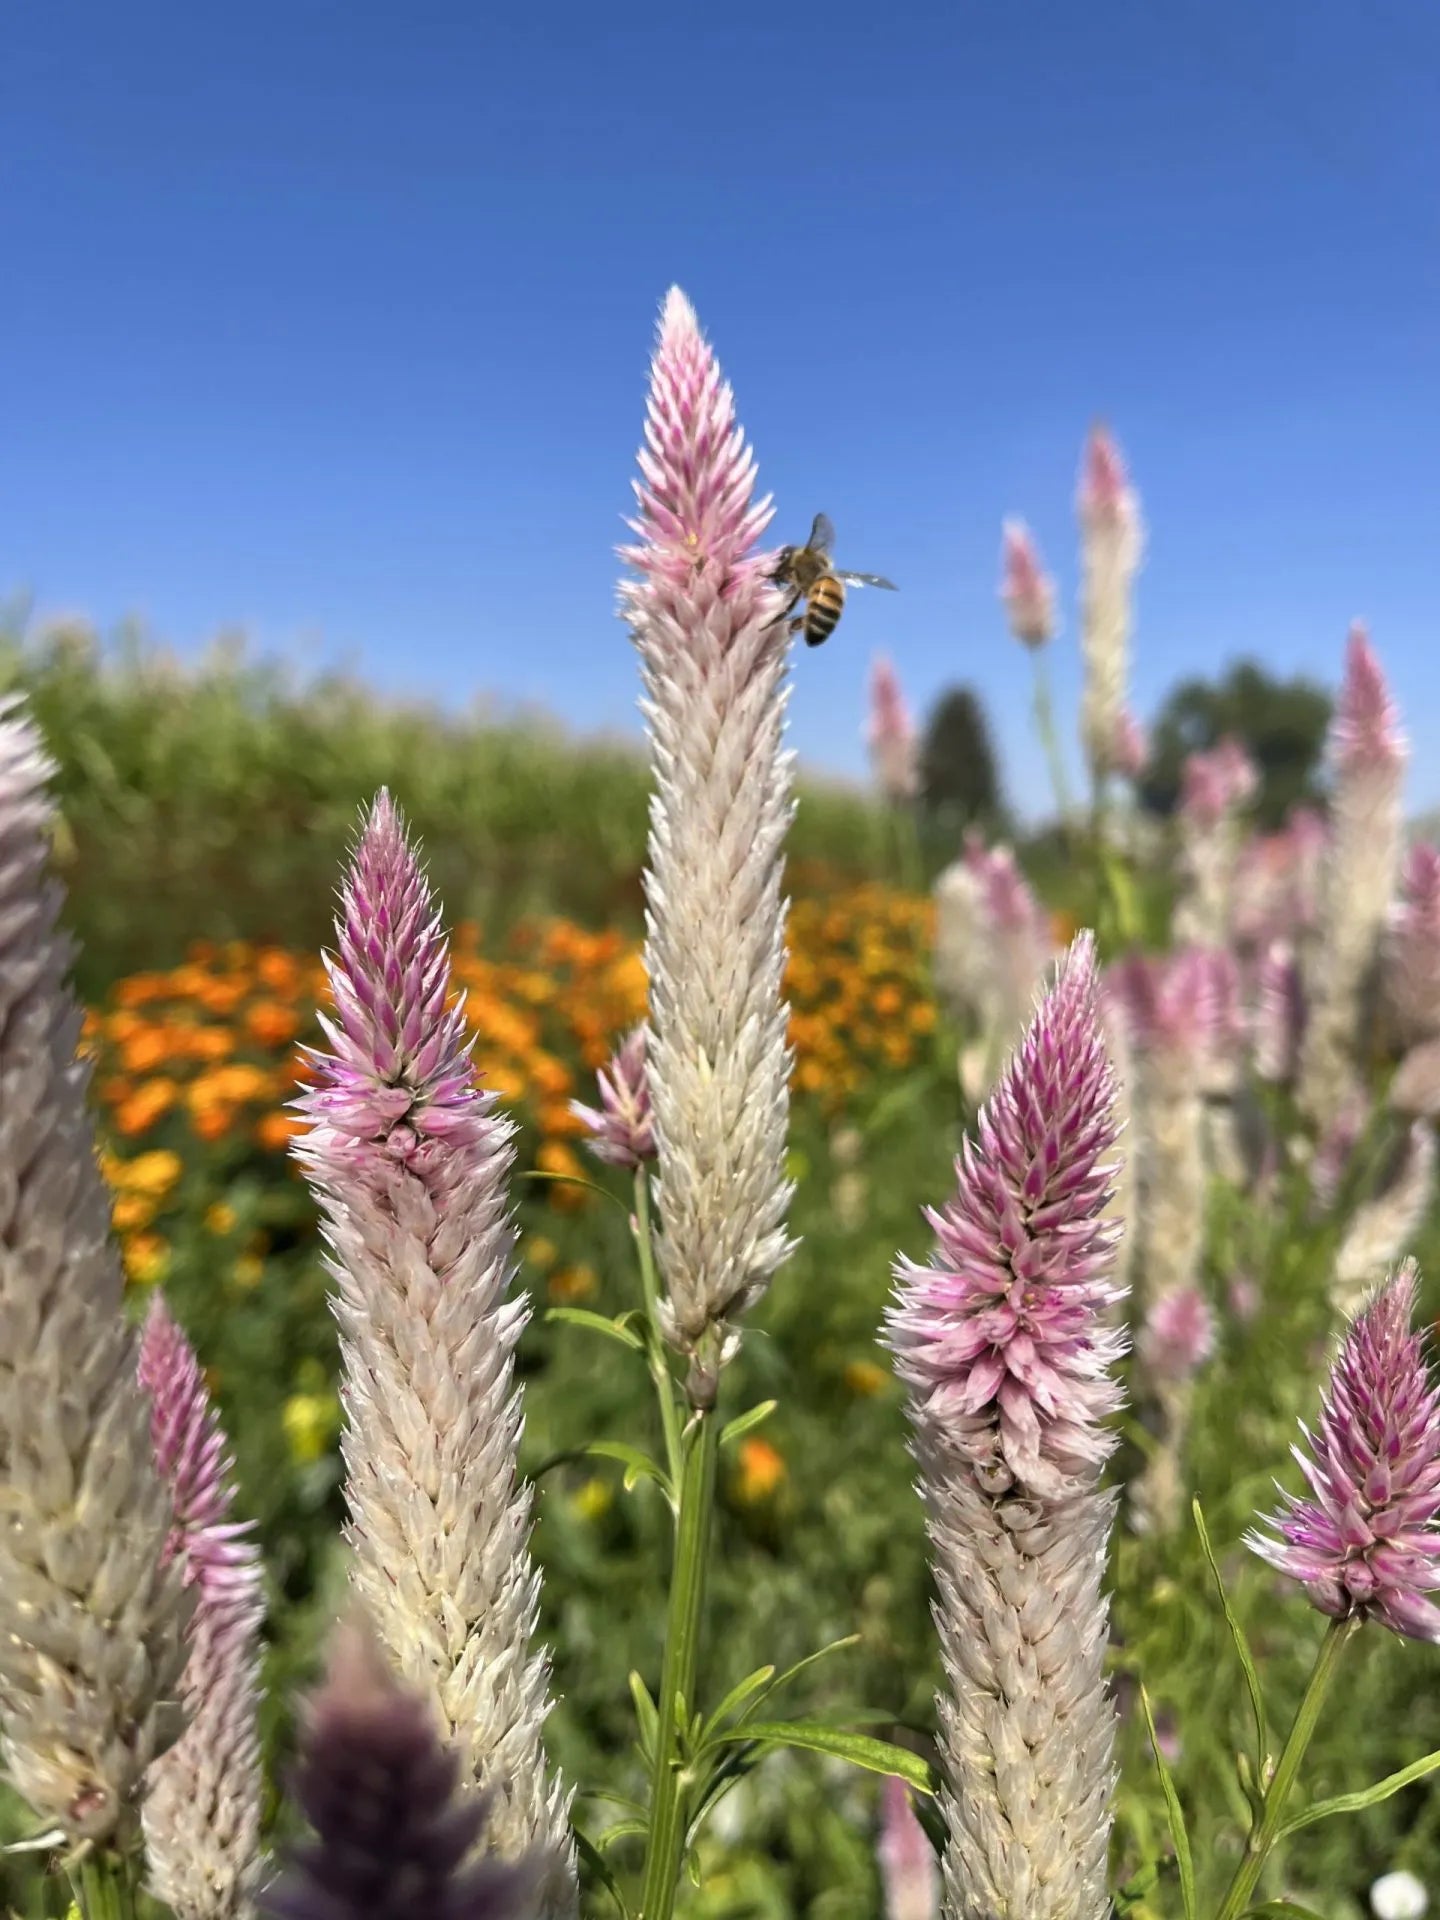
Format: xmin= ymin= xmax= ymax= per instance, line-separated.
xmin=1137 ymin=659 xmax=1332 ymax=828
xmin=919 ymin=684 xmax=1004 ymax=835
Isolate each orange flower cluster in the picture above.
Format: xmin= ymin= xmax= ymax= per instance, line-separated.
xmin=85 ymin=883 xmax=936 ymax=1272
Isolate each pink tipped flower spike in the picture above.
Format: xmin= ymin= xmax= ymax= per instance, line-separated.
xmin=1110 ymin=707 xmax=1148 ymax=780
xmin=139 ymin=1293 xmax=265 ymax=1920
xmin=888 ymin=932 xmax=1125 ymax=1499
xmin=290 ymin=792 xmax=574 ymax=1906
xmin=1333 ymin=623 xmax=1406 ymax=779
xmin=1138 ymin=1284 xmax=1216 ymax=1385
xmin=1000 ymin=519 xmax=1057 ymax=648
xmin=1388 ymin=843 xmax=1440 ymax=1048
xmin=866 ymin=653 xmax=920 ymax=802
xmin=620 ymin=288 xmax=796 ymax=1404
xmin=877 ymin=1776 xmax=938 ymax=1920
xmin=572 ymin=1025 xmax=656 ymax=1170
xmin=1248 ymin=1262 xmax=1440 ymax=1643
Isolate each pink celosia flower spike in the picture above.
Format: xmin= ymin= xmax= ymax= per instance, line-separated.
xmin=139 ymin=1294 xmax=265 ymax=1920
xmin=1298 ymin=625 xmax=1408 ymax=1129
xmin=866 ymin=653 xmax=920 ymax=803
xmin=0 ymin=695 xmax=191 ymax=1844
xmin=1248 ymin=1261 xmax=1440 ymax=1643
xmin=999 ymin=519 xmax=1057 ymax=649
xmin=290 ymin=792 xmax=575 ymax=1913
xmin=1387 ymin=842 xmax=1440 ymax=1050
xmin=621 ymin=288 xmax=796 ymax=1406
xmin=572 ymin=1025 xmax=655 ymax=1169
xmin=1077 ymin=426 xmax=1143 ymax=790
xmin=1110 ymin=707 xmax=1148 ymax=781
xmin=887 ymin=934 xmax=1124 ymax=1919
xmin=877 ymin=1776 xmax=939 ymax=1920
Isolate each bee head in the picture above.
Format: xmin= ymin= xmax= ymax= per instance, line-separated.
xmin=769 ymin=545 xmax=797 ymax=583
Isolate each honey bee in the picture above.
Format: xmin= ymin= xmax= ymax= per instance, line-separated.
xmin=769 ymin=512 xmax=897 ymax=646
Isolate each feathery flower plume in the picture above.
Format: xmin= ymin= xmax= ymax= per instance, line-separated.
xmin=1311 ymin=1091 xmax=1370 ymax=1211
xmin=887 ymin=936 xmax=1124 ymax=1919
xmin=1248 ymin=1261 xmax=1440 ymax=1643
xmin=1077 ymin=426 xmax=1143 ymax=788
xmin=1109 ymin=707 xmax=1148 ymax=782
xmin=571 ymin=1027 xmax=655 ymax=1170
xmin=1253 ymin=940 xmax=1305 ymax=1086
xmin=877 ymin=1777 xmax=938 ymax=1920
xmin=0 ymin=697 xmax=191 ymax=1844
xmin=1233 ymin=812 xmax=1330 ymax=951
xmin=866 ymin=653 xmax=920 ymax=803
xmin=1297 ymin=627 xmax=1408 ymax=1129
xmin=1332 ymin=1123 xmax=1437 ymax=1318
xmin=259 ymin=1615 xmax=537 ymax=1920
xmin=1137 ymin=1284 xmax=1216 ymax=1384
xmin=290 ymin=794 xmax=573 ymax=1910
xmin=620 ymin=287 xmax=796 ymax=1405
xmin=933 ymin=837 xmax=1056 ymax=1097
xmin=1173 ymin=738 xmax=1257 ymax=948
xmin=999 ymin=519 xmax=1056 ymax=649
xmin=1107 ymin=948 xmax=1221 ymax=1531
xmin=1387 ymin=843 xmax=1440 ymax=1050
xmin=139 ymin=1294 xmax=264 ymax=1920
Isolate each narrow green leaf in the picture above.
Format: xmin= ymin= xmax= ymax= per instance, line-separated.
xmin=702 ymin=1665 xmax=777 ymax=1739
xmin=596 ymin=1819 xmax=648 ymax=1853
xmin=543 ymin=1307 xmax=644 ymax=1352
xmin=710 ymin=1720 xmax=939 ymax=1794
xmin=572 ymin=1830 xmax=631 ymax=1919
xmin=585 ymin=1441 xmax=674 ymax=1501
xmin=1192 ymin=1499 xmax=1269 ymax=1780
xmin=629 ymin=1671 xmax=659 ymax=1763
xmin=742 ymin=1635 xmax=861 ymax=1718
xmin=1140 ymin=1684 xmax=1196 ymax=1920
xmin=518 ymin=1167 xmax=631 ymax=1212
xmin=1277 ymin=1746 xmax=1440 ymax=1836
xmin=719 ymin=1400 xmax=779 ymax=1448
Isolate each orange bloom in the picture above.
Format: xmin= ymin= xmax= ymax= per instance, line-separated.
xmin=548 ymin=1264 xmax=599 ymax=1304
xmin=114 ymin=1079 xmax=180 ymax=1136
xmin=245 ymin=1000 xmax=301 ymax=1048
xmin=256 ymin=1110 xmax=305 ymax=1152
xmin=734 ymin=1436 xmax=786 ymax=1504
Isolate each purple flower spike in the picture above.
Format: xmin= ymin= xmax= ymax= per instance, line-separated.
xmin=139 ymin=1294 xmax=264 ymax=1919
xmin=1248 ymin=1262 xmax=1440 ymax=1643
xmin=295 ymin=791 xmax=489 ymax=1192
xmin=1333 ymin=623 xmax=1406 ymax=779
xmin=1138 ymin=1284 xmax=1216 ymax=1385
xmin=260 ymin=1618 xmax=537 ymax=1920
xmin=888 ymin=933 xmax=1124 ymax=1498
xmin=999 ymin=519 xmax=1057 ymax=649
xmin=572 ymin=1026 xmax=655 ymax=1170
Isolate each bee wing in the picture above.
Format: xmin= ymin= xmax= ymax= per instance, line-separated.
xmin=809 ymin=511 xmax=836 ymax=557
xmin=834 ymin=571 xmax=898 ymax=591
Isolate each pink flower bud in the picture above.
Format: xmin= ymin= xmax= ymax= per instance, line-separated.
xmin=999 ymin=519 xmax=1057 ymax=648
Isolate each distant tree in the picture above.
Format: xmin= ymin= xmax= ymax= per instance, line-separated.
xmin=919 ymin=684 xmax=1004 ymax=835
xmin=1137 ymin=660 xmax=1332 ymax=829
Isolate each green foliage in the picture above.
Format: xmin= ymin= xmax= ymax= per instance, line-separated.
xmin=0 ymin=618 xmax=889 ymax=995
xmin=918 ymin=683 xmax=1004 ymax=840
xmin=1136 ymin=660 xmax=1332 ymax=828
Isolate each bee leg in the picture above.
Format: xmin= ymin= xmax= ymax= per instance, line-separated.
xmin=787 ymin=615 xmax=807 ymax=637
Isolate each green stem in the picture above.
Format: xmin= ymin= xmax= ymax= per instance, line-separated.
xmin=639 ymin=1408 xmax=720 ymax=1920
xmin=633 ymin=1171 xmax=685 ymax=1498
xmin=1030 ymin=651 xmax=1074 ymax=831
xmin=1211 ymin=1616 xmax=1358 ymax=1920
xmin=70 ymin=1848 xmax=137 ymax=1920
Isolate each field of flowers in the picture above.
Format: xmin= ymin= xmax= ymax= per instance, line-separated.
xmin=5 ymin=288 xmax=1440 ymax=1920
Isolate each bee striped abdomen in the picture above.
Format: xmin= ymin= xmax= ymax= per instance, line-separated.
xmin=804 ymin=574 xmax=846 ymax=646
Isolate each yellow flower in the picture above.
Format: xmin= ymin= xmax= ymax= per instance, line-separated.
xmin=231 ymin=1255 xmax=265 ymax=1290
xmin=571 ymin=1476 xmax=614 ymax=1523
xmin=116 ymin=1148 xmax=184 ymax=1198
xmin=122 ymin=1233 xmax=169 ymax=1287
xmin=526 ymin=1236 xmax=559 ymax=1270
xmin=548 ymin=1263 xmax=599 ymax=1304
xmin=205 ymin=1201 xmax=238 ymax=1236
xmin=734 ymin=1437 xmax=786 ymax=1505
xmin=843 ymin=1360 xmax=889 ymax=1398
xmin=283 ymin=1391 xmax=338 ymax=1464
xmin=112 ymin=1192 xmax=157 ymax=1233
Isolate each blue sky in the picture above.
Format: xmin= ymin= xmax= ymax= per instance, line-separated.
xmin=5 ymin=1 xmax=1440 ymax=815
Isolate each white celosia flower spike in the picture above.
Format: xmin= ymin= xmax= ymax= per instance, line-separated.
xmin=0 ymin=696 xmax=192 ymax=1845
xmin=620 ymin=288 xmax=797 ymax=1407
xmin=1077 ymin=426 xmax=1144 ymax=793
xmin=290 ymin=795 xmax=575 ymax=1915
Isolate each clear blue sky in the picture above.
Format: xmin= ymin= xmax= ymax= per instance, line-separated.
xmin=5 ymin=2 xmax=1440 ymax=815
